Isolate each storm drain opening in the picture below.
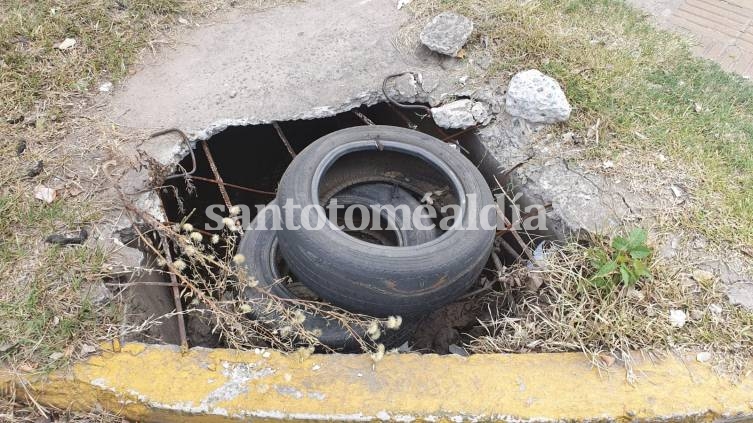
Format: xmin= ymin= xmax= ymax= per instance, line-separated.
xmin=152 ymin=102 xmax=540 ymax=354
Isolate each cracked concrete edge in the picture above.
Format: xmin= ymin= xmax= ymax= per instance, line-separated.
xmin=134 ymin=77 xmax=636 ymax=246
xmin=190 ymin=90 xmax=385 ymax=141
xmin=3 ymin=343 xmax=753 ymax=422
xmin=474 ymin=115 xmax=635 ymax=242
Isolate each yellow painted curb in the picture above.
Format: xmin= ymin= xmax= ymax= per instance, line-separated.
xmin=3 ymin=343 xmax=753 ymax=422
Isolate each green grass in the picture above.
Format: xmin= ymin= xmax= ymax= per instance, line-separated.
xmin=0 ymin=0 xmax=190 ymax=372
xmin=413 ymin=0 xmax=753 ymax=248
xmin=0 ymin=0 xmax=183 ymax=117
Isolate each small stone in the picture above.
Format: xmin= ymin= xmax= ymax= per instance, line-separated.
xmin=431 ymin=99 xmax=476 ymax=129
xmin=696 ymin=352 xmax=712 ymax=363
xmin=33 ymin=185 xmax=57 ymax=203
xmin=80 ymin=344 xmax=96 ymax=355
xmin=26 ymin=160 xmax=43 ymax=178
xmin=708 ymin=303 xmax=723 ymax=316
xmin=505 ymin=69 xmax=571 ymax=124
xmin=448 ymin=344 xmax=469 ymax=356
xmin=49 ymin=352 xmax=64 ymax=361
xmin=470 ymin=101 xmax=490 ymax=124
xmin=55 ymin=38 xmax=76 ymax=50
xmin=83 ymin=280 xmax=112 ymax=306
xmin=15 ymin=139 xmax=26 ymax=156
xmin=397 ymin=0 xmax=412 ymax=9
xmin=98 ymin=81 xmax=113 ymax=92
xmin=419 ymin=12 xmax=474 ymax=57
xmin=603 ymin=160 xmax=614 ymax=169
xmin=311 ymin=364 xmax=321 ymax=371
xmin=178 ymin=17 xmax=189 ymax=25
xmin=669 ymin=309 xmax=687 ymax=328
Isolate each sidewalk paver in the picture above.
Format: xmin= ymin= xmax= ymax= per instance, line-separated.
xmin=629 ymin=0 xmax=753 ymax=78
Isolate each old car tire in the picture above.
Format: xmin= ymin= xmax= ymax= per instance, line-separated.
xmin=277 ymin=126 xmax=497 ymax=316
xmin=238 ymin=183 xmax=434 ymax=351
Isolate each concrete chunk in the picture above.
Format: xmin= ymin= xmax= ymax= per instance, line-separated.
xmin=420 ymin=12 xmax=474 ymax=57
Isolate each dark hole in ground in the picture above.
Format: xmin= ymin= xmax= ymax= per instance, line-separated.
xmin=157 ymin=102 xmax=533 ymax=354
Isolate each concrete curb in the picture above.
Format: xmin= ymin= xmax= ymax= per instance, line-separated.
xmin=3 ymin=343 xmax=753 ymax=422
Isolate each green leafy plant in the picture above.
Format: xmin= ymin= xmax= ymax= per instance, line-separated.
xmin=588 ymin=229 xmax=652 ymax=289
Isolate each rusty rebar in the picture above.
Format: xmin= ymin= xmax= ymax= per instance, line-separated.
xmin=382 ymin=72 xmax=432 ymax=113
xmin=493 ymin=175 xmax=535 ymax=262
xmin=161 ymin=243 xmax=189 ymax=351
xmin=496 ymin=204 xmax=534 ymax=262
xmin=201 ymin=140 xmax=232 ymax=210
xmin=386 ymin=102 xmax=419 ymax=129
xmin=498 ymin=237 xmax=521 ymax=261
xmin=152 ymin=128 xmax=198 ymax=181
xmin=188 ymin=175 xmax=276 ymax=196
xmin=352 ymin=110 xmax=375 ymax=126
xmin=386 ymin=101 xmax=473 ymax=143
xmin=441 ymin=125 xmax=478 ymax=142
xmin=272 ymin=122 xmax=297 ymax=158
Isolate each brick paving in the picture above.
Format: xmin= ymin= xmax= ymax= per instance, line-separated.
xmin=631 ymin=0 xmax=753 ymax=78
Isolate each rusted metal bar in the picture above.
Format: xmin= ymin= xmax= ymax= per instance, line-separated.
xmin=162 ymin=239 xmax=189 ymax=351
xmin=493 ymin=176 xmax=535 ymax=262
xmin=498 ymin=238 xmax=520 ymax=260
xmin=386 ymin=102 xmax=418 ymax=129
xmin=152 ymin=128 xmax=198 ymax=181
xmin=441 ymin=125 xmax=478 ymax=142
xmin=272 ymin=122 xmax=297 ymax=158
xmin=188 ymin=175 xmax=276 ymax=196
xmin=200 ymin=140 xmax=232 ymax=209
xmin=386 ymin=102 xmax=474 ymax=143
xmin=490 ymin=251 xmax=505 ymax=277
xmin=495 ymin=204 xmax=534 ymax=262
xmin=352 ymin=110 xmax=375 ymax=126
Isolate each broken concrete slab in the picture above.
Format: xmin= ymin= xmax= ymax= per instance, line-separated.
xmin=431 ymin=99 xmax=476 ymax=129
xmin=505 ymin=69 xmax=571 ymax=124
xmin=108 ymin=0 xmax=450 ymax=139
xmin=419 ymin=12 xmax=474 ymax=57
xmin=511 ymin=158 xmax=632 ymax=241
xmin=431 ymin=99 xmax=490 ymax=129
xmin=473 ymin=114 xmax=636 ymax=241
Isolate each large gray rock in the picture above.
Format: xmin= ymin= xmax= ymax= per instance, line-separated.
xmin=420 ymin=12 xmax=474 ymax=57
xmin=431 ymin=99 xmax=489 ymax=129
xmin=505 ymin=69 xmax=571 ymax=124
